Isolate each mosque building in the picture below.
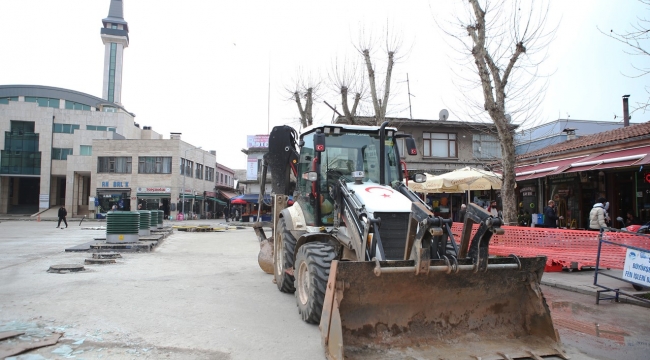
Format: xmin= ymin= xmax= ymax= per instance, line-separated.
xmin=0 ymin=0 xmax=231 ymax=219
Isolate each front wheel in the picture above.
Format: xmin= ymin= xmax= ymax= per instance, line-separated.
xmin=294 ymin=242 xmax=336 ymax=324
xmin=274 ymin=218 xmax=296 ymax=293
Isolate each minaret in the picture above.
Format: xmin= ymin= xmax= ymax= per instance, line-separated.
xmin=100 ymin=0 xmax=129 ymax=104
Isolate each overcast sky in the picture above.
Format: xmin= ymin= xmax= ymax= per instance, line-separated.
xmin=1 ymin=0 xmax=648 ymax=169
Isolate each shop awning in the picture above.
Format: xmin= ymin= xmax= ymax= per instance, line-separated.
xmin=233 ymin=193 xmax=272 ymax=204
xmin=207 ymin=197 xmax=226 ymax=205
xmin=219 ymin=190 xmax=239 ymax=199
xmin=515 ymin=156 xmax=590 ymax=181
xmin=562 ymin=145 xmax=650 ymax=173
xmin=180 ymin=194 xmax=204 ymax=200
xmin=137 ymin=193 xmax=170 ymax=198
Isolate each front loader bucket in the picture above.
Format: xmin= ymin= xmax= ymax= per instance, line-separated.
xmin=320 ymin=256 xmax=566 ymax=360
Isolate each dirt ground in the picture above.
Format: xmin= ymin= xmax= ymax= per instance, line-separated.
xmin=0 ymin=220 xmax=322 ymax=359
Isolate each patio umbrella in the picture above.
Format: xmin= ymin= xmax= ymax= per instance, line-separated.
xmin=428 ymin=166 xmax=502 ymax=193
xmin=407 ymin=173 xmax=437 ymax=193
xmin=231 ymin=198 xmax=247 ymax=205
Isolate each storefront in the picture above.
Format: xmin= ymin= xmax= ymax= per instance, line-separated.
xmin=96 ymin=187 xmax=131 ymax=214
xmin=546 ymin=173 xmax=582 ymax=229
xmin=136 ymin=187 xmax=171 ymax=216
xmin=517 ymin=182 xmax=538 ymax=221
xmin=637 ymin=171 xmax=650 ymax=223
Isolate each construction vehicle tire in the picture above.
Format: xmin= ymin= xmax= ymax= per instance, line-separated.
xmin=294 ymin=242 xmax=336 ymax=324
xmin=274 ymin=217 xmax=296 ymax=293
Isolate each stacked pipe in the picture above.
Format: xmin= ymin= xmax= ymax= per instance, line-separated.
xmin=138 ymin=210 xmax=151 ymax=236
xmin=106 ymin=211 xmax=139 ymax=243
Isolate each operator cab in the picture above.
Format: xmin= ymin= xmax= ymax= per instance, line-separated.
xmin=295 ymin=124 xmax=406 ymax=226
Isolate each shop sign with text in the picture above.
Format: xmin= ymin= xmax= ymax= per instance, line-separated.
xmin=623 ymin=248 xmax=650 ymax=286
xmin=100 ymin=181 xmax=129 ymax=188
xmin=137 ymin=187 xmax=171 ymax=193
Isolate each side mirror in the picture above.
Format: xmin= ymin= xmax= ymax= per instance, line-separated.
xmin=405 ymin=137 xmax=417 ymax=155
xmin=413 ymin=173 xmax=427 ymax=183
xmin=303 ymin=171 xmax=318 ymax=182
xmin=314 ymin=132 xmax=325 ymax=152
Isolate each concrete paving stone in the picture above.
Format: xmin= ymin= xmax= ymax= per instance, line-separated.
xmin=84 ymin=258 xmax=116 ymax=265
xmin=91 ymin=253 xmax=122 ymax=259
xmin=64 ymin=240 xmax=104 ymax=252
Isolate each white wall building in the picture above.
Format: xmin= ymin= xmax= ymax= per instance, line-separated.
xmin=0 ymin=1 xmax=219 ymax=218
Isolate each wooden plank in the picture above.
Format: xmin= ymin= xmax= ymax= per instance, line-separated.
xmin=0 ymin=331 xmax=24 ymax=341
xmin=0 ymin=332 xmax=62 ymax=358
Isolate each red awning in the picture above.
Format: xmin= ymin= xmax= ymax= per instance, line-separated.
xmin=515 ymin=155 xmax=590 ymax=181
xmin=562 ymin=145 xmax=650 ymax=173
xmin=219 ymin=190 xmax=239 ymax=199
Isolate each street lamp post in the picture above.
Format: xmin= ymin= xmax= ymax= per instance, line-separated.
xmin=181 ymin=146 xmax=201 ymax=220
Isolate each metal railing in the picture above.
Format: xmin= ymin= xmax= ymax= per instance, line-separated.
xmin=594 ymin=228 xmax=650 ymax=305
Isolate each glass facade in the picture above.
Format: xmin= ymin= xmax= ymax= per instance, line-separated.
xmin=64 ymin=100 xmax=91 ymax=111
xmin=25 ymin=97 xmax=60 ymax=108
xmin=108 ymin=43 xmax=117 ymax=102
xmin=1 ymin=121 xmax=41 ymax=175
xmin=53 ymin=123 xmax=80 ymax=134
xmin=52 ymin=148 xmax=73 ymax=160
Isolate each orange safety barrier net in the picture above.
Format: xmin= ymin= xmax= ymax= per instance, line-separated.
xmin=450 ymin=223 xmax=650 ymax=270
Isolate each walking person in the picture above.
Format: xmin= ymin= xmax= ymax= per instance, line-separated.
xmin=458 ymin=204 xmax=467 ymax=222
xmin=589 ymin=197 xmax=608 ymax=231
xmin=56 ymin=206 xmax=68 ymax=228
xmin=543 ymin=200 xmax=562 ymax=228
xmin=487 ymin=200 xmax=499 ymax=218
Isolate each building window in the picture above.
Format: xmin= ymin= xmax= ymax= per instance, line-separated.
xmin=138 ymin=157 xmax=172 ymax=174
xmin=80 ymin=145 xmax=92 ymax=156
xmin=0 ymin=97 xmax=18 ymax=104
xmin=25 ymin=97 xmax=60 ymax=109
xmin=180 ymin=158 xmax=194 ymax=177
xmin=86 ymin=125 xmax=116 ymax=132
xmin=196 ymin=164 xmax=204 ymax=179
xmin=53 ymin=123 xmax=80 ymax=134
xmin=206 ymin=166 xmax=214 ymax=182
xmin=108 ymin=43 xmax=117 ymax=102
xmin=473 ymin=134 xmax=502 ymax=159
xmin=52 ymin=148 xmax=73 ymax=160
xmin=423 ymin=132 xmax=456 ymax=158
xmin=98 ymin=156 xmax=132 ymax=173
xmin=65 ymin=100 xmax=91 ymax=111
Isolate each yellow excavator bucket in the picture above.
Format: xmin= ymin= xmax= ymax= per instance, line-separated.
xmin=320 ymin=256 xmax=566 ymax=360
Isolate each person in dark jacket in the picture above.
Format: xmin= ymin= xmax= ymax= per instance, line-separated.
xmin=458 ymin=204 xmax=467 ymax=222
xmin=543 ymin=200 xmax=562 ymax=228
xmin=57 ymin=206 xmax=68 ymax=228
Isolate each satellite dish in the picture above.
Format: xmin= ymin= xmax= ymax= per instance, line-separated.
xmin=439 ymin=109 xmax=449 ymax=121
xmin=505 ymin=114 xmax=512 ymax=123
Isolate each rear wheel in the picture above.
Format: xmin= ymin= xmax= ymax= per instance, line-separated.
xmin=294 ymin=242 xmax=336 ymax=324
xmin=274 ymin=218 xmax=296 ymax=293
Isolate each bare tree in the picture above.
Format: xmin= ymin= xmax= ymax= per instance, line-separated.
xmin=354 ymin=27 xmax=403 ymax=125
xmin=328 ymin=56 xmax=364 ymax=124
xmin=599 ymin=0 xmax=650 ymax=114
xmin=442 ymin=0 xmax=554 ymax=225
xmin=285 ymin=70 xmax=322 ymax=129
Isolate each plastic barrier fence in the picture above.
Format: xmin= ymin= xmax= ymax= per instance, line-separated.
xmin=450 ymin=223 xmax=650 ymax=270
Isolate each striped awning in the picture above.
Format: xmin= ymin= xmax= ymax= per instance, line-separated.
xmin=137 ymin=193 xmax=170 ymax=199
xmin=207 ymin=197 xmax=226 ymax=205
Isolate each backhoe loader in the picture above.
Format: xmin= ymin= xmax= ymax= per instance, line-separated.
xmin=253 ymin=123 xmax=566 ymax=359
